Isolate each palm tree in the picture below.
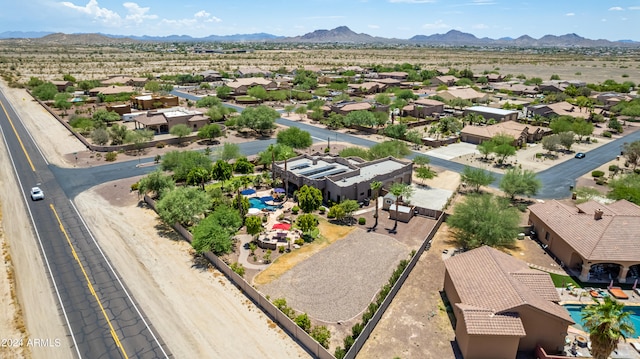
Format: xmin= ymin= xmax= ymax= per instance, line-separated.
xmin=370 ymin=181 xmax=382 ymax=229
xmin=581 ymin=296 xmax=635 ymax=359
xmin=389 ymin=183 xmax=413 ymax=232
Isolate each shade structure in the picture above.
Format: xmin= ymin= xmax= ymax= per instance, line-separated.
xmin=247 ymin=208 xmax=261 ymax=215
xmin=241 ymin=188 xmax=256 ymax=195
xmin=272 ymin=222 xmax=291 ymax=231
xmin=274 ymin=188 xmax=285 ymax=193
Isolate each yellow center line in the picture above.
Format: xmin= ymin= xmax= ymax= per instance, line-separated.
xmin=50 ymin=204 xmax=129 ymax=359
xmin=0 ymin=98 xmax=36 ymax=172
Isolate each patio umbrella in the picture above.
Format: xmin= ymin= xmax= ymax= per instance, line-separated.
xmin=247 ymin=208 xmax=261 ymax=215
xmin=240 ymin=188 xmax=256 ymax=196
xmin=272 ymin=223 xmax=291 ymax=231
xmin=274 ymin=188 xmax=285 ymax=193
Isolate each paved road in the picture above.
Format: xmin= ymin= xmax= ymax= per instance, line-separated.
xmin=0 ymin=89 xmax=171 ymax=359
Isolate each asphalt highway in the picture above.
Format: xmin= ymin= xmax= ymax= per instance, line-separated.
xmin=0 ymin=89 xmax=171 ymax=359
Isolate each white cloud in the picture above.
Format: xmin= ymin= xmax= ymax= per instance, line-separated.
xmin=565 ymin=12 xmax=575 ymax=16
xmin=368 ymin=24 xmax=380 ymax=29
xmin=194 ymin=10 xmax=221 ymax=23
xmin=389 ymin=0 xmax=436 ymax=3
xmin=123 ymin=2 xmax=157 ymax=24
xmin=422 ymin=20 xmax=451 ymax=30
xmin=60 ymin=0 xmax=121 ymax=23
xmin=472 ymin=23 xmax=488 ymax=29
xmin=608 ymin=6 xmax=624 ymax=11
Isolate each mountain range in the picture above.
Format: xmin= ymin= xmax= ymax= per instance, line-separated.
xmin=1 ymin=26 xmax=637 ymax=47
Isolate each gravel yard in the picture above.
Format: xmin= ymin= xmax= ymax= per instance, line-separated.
xmin=258 ymin=229 xmax=410 ymax=323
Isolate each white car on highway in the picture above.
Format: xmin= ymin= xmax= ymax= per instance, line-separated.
xmin=30 ymin=187 xmax=44 ymax=201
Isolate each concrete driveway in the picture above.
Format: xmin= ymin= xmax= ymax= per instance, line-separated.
xmin=426 ymin=143 xmax=479 ymax=160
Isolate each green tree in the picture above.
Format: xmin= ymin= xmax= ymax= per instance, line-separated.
xmin=219 ymin=143 xmax=241 ymax=161
xmin=297 ymin=185 xmax=323 ymax=213
xmin=370 ymin=181 xmax=383 ymax=229
xmin=416 ymin=166 xmax=437 ymax=184
xmin=542 ymin=134 xmax=560 ymax=153
xmin=447 ymin=194 xmax=520 ymax=249
xmin=581 ymin=296 xmax=635 ymax=359
xmin=499 ymin=168 xmax=542 ymax=200
xmin=558 ymin=131 xmax=575 ymax=151
xmin=232 ymin=192 xmax=250 ymax=217
xmin=405 ymin=130 xmax=422 ymax=147
xmin=389 ymin=183 xmax=413 ymax=232
xmin=90 ymin=128 xmax=109 ymax=145
xmin=609 ymin=118 xmax=623 ymax=133
xmin=211 ymin=160 xmax=233 ymax=190
xmin=233 ymin=157 xmax=254 ymax=174
xmin=383 ymin=124 xmax=408 ymax=139
xmin=216 ymin=85 xmax=232 ymax=99
xmin=237 ymin=105 xmax=279 ymax=135
xmin=32 ymin=82 xmax=58 ymax=101
xmin=137 ymin=170 xmax=176 ymax=198
xmin=413 ymin=155 xmax=430 ymax=167
xmin=187 ymin=166 xmax=211 ymax=190
xmin=53 ymin=93 xmax=72 ymax=114
xmin=328 ymin=204 xmax=346 ymax=222
xmin=344 ymin=110 xmax=376 ymax=128
xmin=339 ymin=147 xmax=370 ymax=160
xmin=368 ymin=140 xmax=410 ymax=160
xmin=477 ymin=141 xmax=495 ymax=160
xmin=284 ymin=104 xmax=295 ymax=116
xmin=245 ymin=215 xmax=263 ymax=238
xmin=161 ymin=150 xmax=212 ymax=183
xmin=197 ymin=124 xmax=222 ymax=144
xmin=277 ymin=127 xmax=312 ymax=149
xmin=192 ymin=221 xmax=233 ymax=255
xmin=170 ymin=123 xmax=192 ymax=140
xmin=297 ymin=213 xmax=318 ymax=234
xmin=374 ymin=93 xmax=391 ymax=106
xmin=144 ymin=80 xmax=161 ymax=93
xmin=92 ymin=108 xmax=121 ymax=124
xmin=339 ymin=200 xmax=360 ymax=224
xmin=461 ymin=166 xmax=495 ymax=192
xmin=608 ymin=173 xmax=640 ymax=205
xmin=549 ymin=117 xmax=574 ymax=134
xmin=108 ymin=124 xmax=129 ymax=145
xmin=294 ymin=105 xmax=307 ymax=120
xmin=572 ymin=118 xmax=594 ymax=142
xmin=622 ymin=141 xmax=640 ymax=169
xmin=247 ymin=86 xmax=268 ymax=101
xmin=156 ymin=186 xmax=211 ymax=226
xmin=208 ymin=205 xmax=243 ymax=233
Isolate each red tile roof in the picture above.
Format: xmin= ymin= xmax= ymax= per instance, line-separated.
xmin=529 ymin=200 xmax=640 ymax=262
xmin=445 ymin=246 xmax=573 ymax=336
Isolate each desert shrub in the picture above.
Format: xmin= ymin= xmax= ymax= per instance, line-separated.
xmin=105 ymin=151 xmax=117 ymax=162
xmin=592 ymin=170 xmax=605 ymax=178
xmin=292 ymin=206 xmax=299 ymax=215
xmin=334 ymin=347 xmax=346 ymax=359
xmin=310 ymin=325 xmax=331 ymax=349
xmin=596 ymin=179 xmax=607 ymax=185
xmin=343 ymin=335 xmax=355 ymax=352
xmin=295 ymin=313 xmax=311 ymax=333
xmin=294 ymin=238 xmax=304 ymax=246
xmin=358 ymin=217 xmax=366 ymax=225
xmin=130 ymin=182 xmax=139 ymax=191
xmin=156 ymin=142 xmax=166 ymax=148
xmin=230 ymin=262 xmax=245 ymax=277
xmin=609 ymin=165 xmax=620 ymax=172
xmin=351 ymin=322 xmax=364 ymax=339
xmin=602 ymin=131 xmax=612 ymax=138
xmin=319 ymin=206 xmax=326 ymax=214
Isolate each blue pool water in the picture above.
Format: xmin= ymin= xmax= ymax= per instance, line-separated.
xmin=249 ymin=197 xmax=275 ymax=211
xmin=563 ymin=304 xmax=640 ymax=337
xmin=261 ymin=195 xmax=274 ymax=202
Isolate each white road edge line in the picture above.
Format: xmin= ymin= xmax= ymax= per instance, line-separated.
xmin=69 ymin=200 xmax=170 ymax=359
xmin=2 ymin=93 xmax=49 ymax=166
xmin=0 ymin=91 xmax=82 ymax=359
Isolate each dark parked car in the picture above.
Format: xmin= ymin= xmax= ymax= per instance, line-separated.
xmin=575 ymin=152 xmax=586 ymax=159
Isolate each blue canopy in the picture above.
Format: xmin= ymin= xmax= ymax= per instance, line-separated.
xmin=240 ymin=188 xmax=256 ymax=195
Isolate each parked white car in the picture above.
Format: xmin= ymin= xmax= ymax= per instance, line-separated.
xmin=30 ymin=187 xmax=44 ymax=201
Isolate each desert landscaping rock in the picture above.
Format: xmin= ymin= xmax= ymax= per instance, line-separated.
xmin=259 ymin=229 xmax=410 ymax=322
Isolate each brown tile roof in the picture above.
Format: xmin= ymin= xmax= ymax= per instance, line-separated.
xmin=92 ymin=85 xmax=137 ymax=95
xmin=445 ymin=246 xmax=573 ymax=330
xmin=414 ymin=98 xmax=445 ymax=107
xmin=439 ymin=87 xmax=486 ymax=101
xmin=348 ymin=82 xmax=379 ymax=90
xmin=529 ymin=200 xmax=640 ymax=262
xmin=456 ymin=304 xmax=526 ymax=336
xmin=227 ymin=77 xmax=274 ymax=88
xmin=372 ymin=78 xmax=401 ymax=85
xmin=341 ymin=102 xmax=372 ymax=112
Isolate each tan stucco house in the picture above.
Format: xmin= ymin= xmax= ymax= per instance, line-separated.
xmin=528 ymin=199 xmax=640 ymax=283
xmin=460 ymin=120 xmax=550 ymax=146
xmin=444 ymin=246 xmax=573 ymax=359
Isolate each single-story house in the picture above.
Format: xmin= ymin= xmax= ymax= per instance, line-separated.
xmin=348 ymin=82 xmax=381 ymax=95
xmin=133 ymin=107 xmax=209 ymax=134
xmin=432 ymin=75 xmax=459 ymax=86
xmin=199 ymin=70 xmax=223 ymax=82
xmin=444 ymin=246 xmax=573 ymax=359
xmin=594 ymin=93 xmax=635 ymax=109
xmin=101 ymin=76 xmax=147 ymax=87
xmin=528 ymin=199 xmax=640 ymax=283
xmin=330 ymin=101 xmax=373 ymax=115
xmin=226 ymin=77 xmax=277 ymax=95
xmin=437 ymin=87 xmax=488 ymax=103
xmin=273 ymin=154 xmax=412 ymax=203
xmin=234 ymin=66 xmax=271 ymax=78
xmin=526 ymin=101 xmax=589 ymax=119
xmin=402 ymin=98 xmax=445 ymax=118
xmin=88 ymin=85 xmax=137 ymax=97
xmin=51 ymin=80 xmax=73 ymax=92
xmin=130 ymin=94 xmax=179 ymax=110
xmin=378 ymin=71 xmax=408 ymax=81
xmin=491 ymin=82 xmax=539 ymax=96
xmin=106 ymin=104 xmax=131 ymax=116
xmin=371 ymin=78 xmax=403 ymax=88
xmin=459 ymin=120 xmax=550 ymax=146
xmin=464 ymin=106 xmax=519 ymax=122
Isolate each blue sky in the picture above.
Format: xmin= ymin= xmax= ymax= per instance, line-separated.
xmin=1 ymin=0 xmax=639 ymax=40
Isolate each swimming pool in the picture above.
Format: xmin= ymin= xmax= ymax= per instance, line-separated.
xmin=249 ymin=197 xmax=275 ymax=211
xmin=563 ymin=304 xmax=640 ymax=337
